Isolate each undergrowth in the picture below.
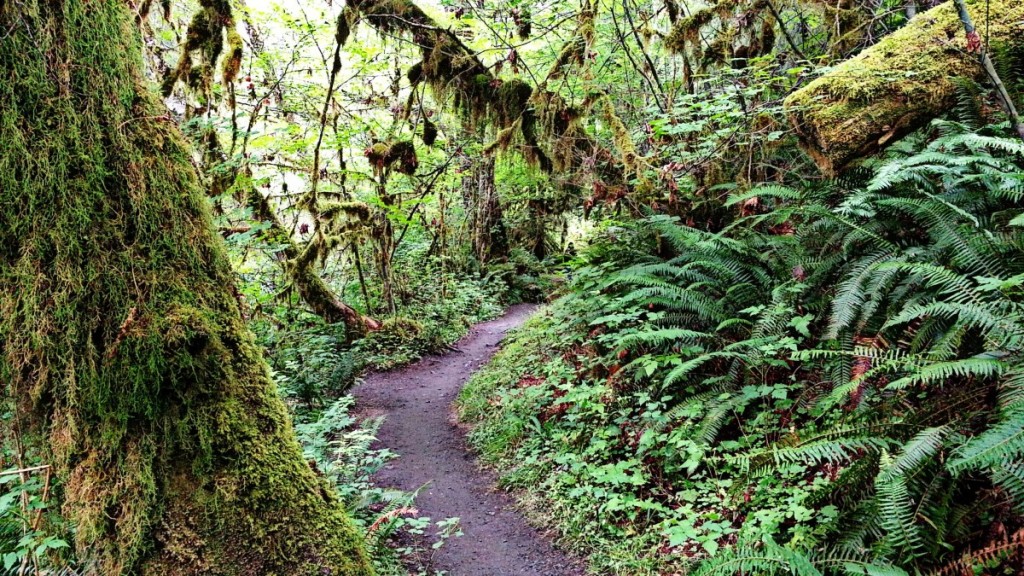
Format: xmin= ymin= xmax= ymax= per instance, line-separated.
xmin=458 ymin=120 xmax=1024 ymax=575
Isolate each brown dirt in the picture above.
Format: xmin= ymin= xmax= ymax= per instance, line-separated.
xmin=351 ymin=304 xmax=587 ymax=576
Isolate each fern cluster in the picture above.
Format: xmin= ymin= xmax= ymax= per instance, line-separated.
xmin=459 ymin=120 xmax=1024 ymax=574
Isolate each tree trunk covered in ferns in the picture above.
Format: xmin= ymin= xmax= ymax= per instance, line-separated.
xmin=784 ymin=0 xmax=1024 ymax=174
xmin=0 ymin=1 xmax=374 ymax=574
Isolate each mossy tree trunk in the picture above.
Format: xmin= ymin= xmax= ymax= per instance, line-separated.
xmin=0 ymin=1 xmax=375 ymax=574
xmin=465 ymin=157 xmax=509 ymax=265
xmin=373 ymin=176 xmax=398 ymax=315
xmin=784 ymin=0 xmax=1024 ymax=173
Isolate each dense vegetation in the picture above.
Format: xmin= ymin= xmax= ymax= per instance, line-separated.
xmin=1 ymin=0 xmax=1022 ymax=573
xmin=460 ymin=122 xmax=1024 ymax=574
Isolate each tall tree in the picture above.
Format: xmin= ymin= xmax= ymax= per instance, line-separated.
xmin=0 ymin=0 xmax=374 ymax=573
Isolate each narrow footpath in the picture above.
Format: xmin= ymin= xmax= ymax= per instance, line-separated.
xmin=351 ymin=304 xmax=586 ymax=576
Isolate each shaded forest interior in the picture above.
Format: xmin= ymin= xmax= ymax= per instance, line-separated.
xmin=1 ymin=0 xmax=1023 ymax=574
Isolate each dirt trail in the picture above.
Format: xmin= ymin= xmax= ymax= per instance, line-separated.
xmin=351 ymin=304 xmax=586 ymax=576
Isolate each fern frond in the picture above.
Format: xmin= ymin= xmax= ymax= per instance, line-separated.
xmin=875 ymin=457 xmax=925 ymax=555
xmin=694 ymin=538 xmax=822 ymax=576
xmin=884 ymin=358 xmax=1005 ymax=390
xmin=948 ymin=407 xmax=1024 ymax=474
xmin=989 ymin=460 xmax=1024 ymax=514
xmin=878 ymin=426 xmax=950 ymax=483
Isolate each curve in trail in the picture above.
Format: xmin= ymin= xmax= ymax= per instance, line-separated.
xmin=351 ymin=304 xmax=586 ymax=576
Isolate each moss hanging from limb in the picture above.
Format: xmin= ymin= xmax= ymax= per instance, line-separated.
xmin=784 ymin=0 xmax=1024 ymax=174
xmin=665 ymin=0 xmax=765 ymax=52
xmin=246 ymin=182 xmax=380 ymax=338
xmin=594 ymin=94 xmax=652 ymax=192
xmin=160 ymin=0 xmax=239 ymax=99
xmin=665 ymin=0 xmax=681 ymax=24
xmin=202 ymin=120 xmax=377 ymax=334
xmin=343 ymin=0 xmax=629 ymax=192
xmin=545 ymin=0 xmax=597 ymax=81
xmin=364 ymin=140 xmax=419 ymax=177
xmin=0 ymin=0 xmax=376 ymax=573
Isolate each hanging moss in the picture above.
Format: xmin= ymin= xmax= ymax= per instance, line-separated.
xmin=545 ymin=4 xmax=596 ymax=81
xmin=529 ymin=90 xmax=587 ymax=173
xmin=515 ymin=8 xmax=532 ymax=40
xmin=162 ymin=0 xmax=239 ymax=99
xmin=364 ymin=140 xmax=418 ymax=175
xmin=407 ymin=61 xmax=424 ymax=85
xmin=665 ymin=0 xmax=746 ymax=52
xmin=337 ymin=5 xmax=357 ymax=45
xmin=0 ymin=0 xmax=375 ymax=573
xmin=365 ymin=141 xmax=390 ymax=168
xmin=321 ymin=201 xmax=372 ymax=221
xmin=349 ymin=0 xmax=432 ymax=34
xmin=345 ymin=0 xmax=632 ymax=196
xmin=784 ymin=0 xmax=1024 ymax=173
xmin=492 ymin=79 xmax=533 ymax=126
xmin=665 ymin=0 xmax=681 ymax=23
xmin=597 ymin=95 xmax=651 ymax=192
xmin=665 ymin=0 xmax=769 ymax=67
xmin=422 ymin=117 xmax=438 ymax=145
xmin=387 ymin=140 xmax=419 ymax=175
xmin=222 ymin=27 xmax=242 ymax=84
xmin=246 ymin=181 xmax=379 ymax=336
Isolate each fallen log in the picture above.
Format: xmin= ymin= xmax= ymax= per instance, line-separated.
xmin=784 ymin=0 xmax=1024 ymax=174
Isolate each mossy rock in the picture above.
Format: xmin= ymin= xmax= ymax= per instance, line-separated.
xmin=379 ymin=316 xmax=425 ymax=340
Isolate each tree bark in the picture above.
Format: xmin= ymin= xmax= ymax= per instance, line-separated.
xmin=465 ymin=157 xmax=509 ymax=265
xmin=0 ymin=0 xmax=375 ymax=574
xmin=784 ymin=0 xmax=1024 ymax=174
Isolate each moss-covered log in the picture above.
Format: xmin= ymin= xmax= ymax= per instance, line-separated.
xmin=0 ymin=0 xmax=375 ymax=574
xmin=784 ymin=0 xmax=1024 ymax=173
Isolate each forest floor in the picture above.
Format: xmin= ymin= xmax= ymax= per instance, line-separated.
xmin=352 ymin=304 xmax=586 ymax=576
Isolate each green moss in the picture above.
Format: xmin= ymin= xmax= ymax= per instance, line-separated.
xmin=665 ymin=0 xmax=763 ymax=53
xmin=222 ymin=27 xmax=243 ymax=84
xmin=0 ymin=0 xmax=374 ymax=573
xmin=321 ymin=201 xmax=372 ymax=221
xmin=493 ymin=79 xmax=533 ymax=126
xmin=407 ymin=61 xmax=424 ymax=85
xmin=343 ymin=0 xmax=626 ymax=188
xmin=784 ymin=0 xmax=1024 ymax=173
xmin=366 ymin=140 xmax=418 ymax=175
xmin=164 ymin=0 xmax=239 ymax=98
xmin=422 ymin=117 xmax=438 ymax=145
xmin=378 ymin=317 xmax=425 ymax=340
